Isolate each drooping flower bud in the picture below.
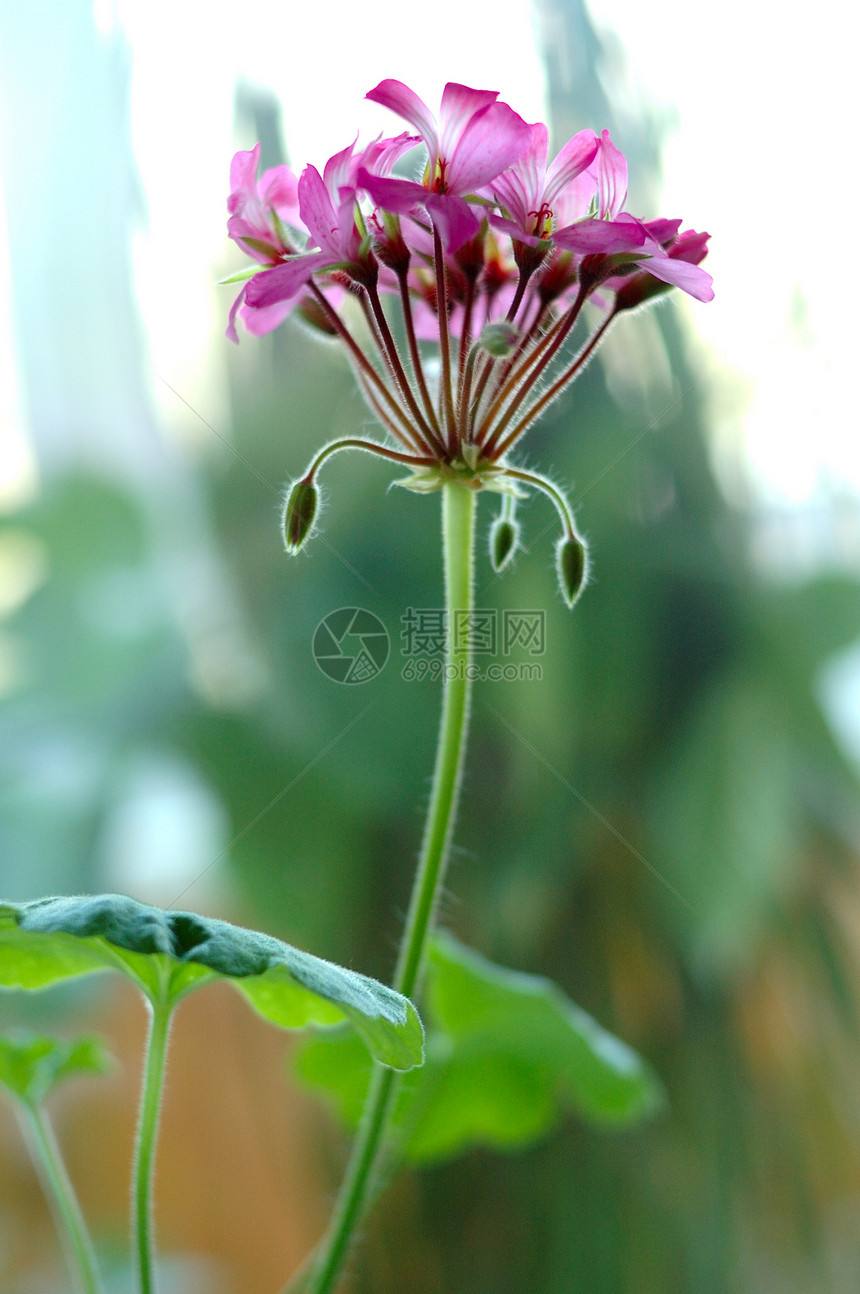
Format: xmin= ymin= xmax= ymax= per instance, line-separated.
xmin=556 ymin=534 xmax=589 ymax=608
xmin=490 ymin=516 xmax=519 ymax=572
xmin=282 ymin=479 xmax=318 ymax=554
xmin=478 ymin=321 xmax=520 ymax=358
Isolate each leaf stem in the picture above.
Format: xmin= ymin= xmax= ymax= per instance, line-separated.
xmin=20 ymin=1103 xmax=105 ymax=1294
xmin=296 ymin=481 xmax=476 ymax=1294
xmin=133 ymin=993 xmax=173 ymax=1294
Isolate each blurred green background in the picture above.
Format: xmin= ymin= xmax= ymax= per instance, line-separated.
xmin=2 ymin=0 xmax=860 ymax=1291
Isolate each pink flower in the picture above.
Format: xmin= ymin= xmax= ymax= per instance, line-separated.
xmin=225 ymin=145 xmax=309 ymax=341
xmin=237 ymin=134 xmax=414 ymax=333
xmin=489 ymin=123 xmax=598 ymax=245
xmin=227 ymin=144 xmax=302 ymax=263
xmin=359 ymin=80 xmax=532 ymax=251
xmin=613 ymin=227 xmax=714 ymax=307
xmin=552 ymin=130 xmax=649 ymax=256
xmin=542 ymin=129 xmax=713 ymax=301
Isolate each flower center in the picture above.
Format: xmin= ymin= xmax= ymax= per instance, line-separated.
xmin=430 ymin=157 xmax=449 ymax=194
xmin=528 ymin=202 xmax=554 ymax=239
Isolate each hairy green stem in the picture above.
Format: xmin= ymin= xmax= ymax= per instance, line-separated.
xmin=297 ymin=481 xmax=476 ymax=1294
xmin=134 ymin=996 xmax=173 ymax=1294
xmin=20 ymin=1103 xmax=105 ymax=1294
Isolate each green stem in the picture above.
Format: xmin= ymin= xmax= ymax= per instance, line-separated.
xmin=134 ymin=995 xmax=173 ymax=1294
xmin=20 ymin=1103 xmax=105 ymax=1294
xmin=297 ymin=481 xmax=476 ymax=1294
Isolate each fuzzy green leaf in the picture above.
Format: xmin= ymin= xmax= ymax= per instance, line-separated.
xmin=0 ymin=896 xmax=423 ymax=1071
xmin=0 ymin=1033 xmax=111 ymax=1110
xmin=294 ymin=932 xmax=662 ymax=1162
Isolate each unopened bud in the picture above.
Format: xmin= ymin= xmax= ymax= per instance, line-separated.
xmin=490 ymin=517 xmax=518 ymax=572
xmin=297 ymin=296 xmax=339 ymax=335
xmin=282 ymin=479 xmax=318 ymax=554
xmin=556 ymin=535 xmax=589 ymax=608
xmin=478 ymin=322 xmax=520 ymax=357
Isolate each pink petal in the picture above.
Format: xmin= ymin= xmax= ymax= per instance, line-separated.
xmin=357 ymin=169 xmax=427 ymax=215
xmin=258 ymin=164 xmax=300 ymax=215
xmin=242 ymin=296 xmax=297 ymax=335
xmin=595 ymin=130 xmax=627 ymax=219
xmin=226 ymin=215 xmax=280 ymax=263
xmin=492 ymin=123 xmax=548 ymax=229
xmin=554 ymin=217 xmax=646 ymax=254
xmin=424 ymin=193 xmax=481 ymax=251
xmin=245 ymin=253 xmax=327 ymax=308
xmin=322 ymin=138 xmax=359 ymax=196
xmin=358 ymin=131 xmax=421 ymax=179
xmin=438 ymin=82 xmax=499 ymax=157
xmin=641 ymin=217 xmax=683 ymax=245
xmin=544 ymin=130 xmax=599 ymax=206
xmin=445 ymin=101 xmax=532 ymax=194
xmin=670 ymin=228 xmax=711 ymax=264
xmin=488 ymin=212 xmax=543 ymax=248
xmin=226 ymin=283 xmax=248 ymax=343
xmin=298 ymin=165 xmax=340 ymax=255
xmin=228 ymin=144 xmax=261 ymax=212
xmin=634 ymin=254 xmax=714 ymax=301
xmin=366 ymin=79 xmax=439 ymax=156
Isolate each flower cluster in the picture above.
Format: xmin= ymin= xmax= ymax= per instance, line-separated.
xmin=224 ymin=80 xmax=712 ymax=604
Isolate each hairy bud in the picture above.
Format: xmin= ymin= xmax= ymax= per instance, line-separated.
xmin=296 ymin=296 xmax=340 ymax=335
xmin=490 ymin=517 xmax=519 ymax=572
xmin=478 ymin=321 xmax=520 ymax=358
xmin=556 ymin=535 xmax=589 ymax=608
xmin=282 ymin=479 xmax=318 ymax=554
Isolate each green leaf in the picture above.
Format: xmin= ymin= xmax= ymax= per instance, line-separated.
xmin=0 ymin=1032 xmax=111 ymax=1109
xmin=294 ymin=932 xmax=662 ymax=1163
xmin=0 ymin=896 xmax=424 ymax=1071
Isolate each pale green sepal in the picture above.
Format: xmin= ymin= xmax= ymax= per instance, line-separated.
xmin=217 ymin=265 xmax=264 ymax=286
xmin=393 ymin=456 xmax=523 ymax=497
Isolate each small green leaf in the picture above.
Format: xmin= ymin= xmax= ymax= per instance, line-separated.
xmin=0 ymin=1033 xmax=111 ymax=1110
xmin=0 ymin=896 xmax=424 ymax=1071
xmin=295 ymin=932 xmax=662 ymax=1163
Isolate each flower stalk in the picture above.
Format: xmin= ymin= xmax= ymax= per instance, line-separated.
xmin=297 ymin=482 xmax=476 ymax=1294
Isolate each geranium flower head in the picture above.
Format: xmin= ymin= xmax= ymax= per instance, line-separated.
xmin=223 ymin=76 xmax=713 ymax=563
